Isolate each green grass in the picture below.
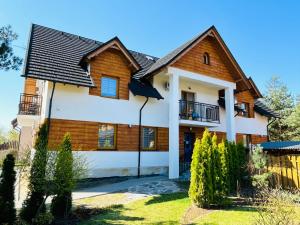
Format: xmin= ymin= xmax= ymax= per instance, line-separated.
xmin=79 ymin=192 xmax=190 ymax=225
xmin=78 ymin=192 xmax=300 ymax=225
xmin=196 ymin=207 xmax=258 ymax=225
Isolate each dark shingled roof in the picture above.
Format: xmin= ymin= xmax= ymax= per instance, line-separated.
xmin=22 ymin=24 xmax=279 ymax=118
xmin=23 ymin=24 xmax=158 ymax=87
xmin=261 ymin=141 xmax=300 ymax=151
xmin=254 ymin=99 xmax=280 ymax=118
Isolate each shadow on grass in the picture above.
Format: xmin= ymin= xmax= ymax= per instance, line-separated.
xmin=145 ymin=192 xmax=188 ymax=205
xmin=225 ymin=206 xmax=258 ymax=212
xmin=80 ymin=204 xmax=144 ymax=225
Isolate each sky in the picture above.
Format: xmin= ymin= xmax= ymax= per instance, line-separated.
xmin=0 ymin=0 xmax=299 ymax=130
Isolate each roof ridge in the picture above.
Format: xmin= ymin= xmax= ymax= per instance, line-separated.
xmin=32 ymin=23 xmax=158 ymax=59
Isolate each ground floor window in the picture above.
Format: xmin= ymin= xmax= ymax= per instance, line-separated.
xmin=98 ymin=124 xmax=116 ymax=149
xmin=142 ymin=127 xmax=156 ymax=150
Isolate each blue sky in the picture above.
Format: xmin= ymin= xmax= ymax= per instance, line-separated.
xmin=0 ymin=0 xmax=299 ymax=130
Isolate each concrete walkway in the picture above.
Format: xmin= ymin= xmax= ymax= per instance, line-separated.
xmin=16 ymin=175 xmax=180 ymax=208
xmin=72 ymin=175 xmax=179 ymax=200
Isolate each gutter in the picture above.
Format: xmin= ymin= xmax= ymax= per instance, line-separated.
xmin=138 ymin=97 xmax=149 ymax=178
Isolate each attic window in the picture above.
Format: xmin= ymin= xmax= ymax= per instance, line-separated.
xmin=203 ymin=52 xmax=210 ymax=65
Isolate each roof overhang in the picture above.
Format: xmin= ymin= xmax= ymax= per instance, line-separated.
xmin=247 ymin=77 xmax=263 ymax=98
xmin=79 ymin=37 xmax=141 ymax=72
xmin=128 ymin=79 xmax=163 ymax=100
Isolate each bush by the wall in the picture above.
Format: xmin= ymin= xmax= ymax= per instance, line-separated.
xmin=51 ymin=133 xmax=74 ymax=219
xmin=0 ymin=154 xmax=16 ymax=224
xmin=189 ymin=129 xmax=246 ymax=207
xmin=20 ymin=123 xmax=48 ymax=223
xmin=189 ymin=129 xmax=213 ymax=207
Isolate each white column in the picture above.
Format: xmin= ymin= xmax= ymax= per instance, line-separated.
xmin=225 ymin=87 xmax=236 ymax=142
xmin=169 ymin=73 xmax=180 ymax=179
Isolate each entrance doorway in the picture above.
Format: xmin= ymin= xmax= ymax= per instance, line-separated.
xmin=183 ymin=132 xmax=196 ymax=162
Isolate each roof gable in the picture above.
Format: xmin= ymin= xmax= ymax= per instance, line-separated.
xmin=144 ymin=26 xmax=251 ymax=89
xmin=80 ymin=37 xmax=141 ymax=72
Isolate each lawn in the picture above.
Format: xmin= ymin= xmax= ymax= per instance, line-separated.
xmin=78 ymin=192 xmax=274 ymax=225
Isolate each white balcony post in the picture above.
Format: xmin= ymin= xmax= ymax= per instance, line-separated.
xmin=169 ymin=72 xmax=180 ymax=179
xmin=225 ymin=87 xmax=236 ymax=142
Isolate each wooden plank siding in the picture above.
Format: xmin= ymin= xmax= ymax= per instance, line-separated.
xmin=48 ymin=118 xmax=267 ymax=153
xmin=235 ymin=90 xmax=255 ymax=118
xmin=89 ymin=48 xmax=132 ymax=100
xmin=172 ymin=36 xmax=238 ymax=83
xmin=48 ymin=118 xmax=168 ymax=151
xmin=251 ymin=134 xmax=268 ymax=144
xmin=24 ymin=78 xmax=37 ymax=95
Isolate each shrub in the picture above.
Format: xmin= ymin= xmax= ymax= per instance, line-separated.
xmin=254 ymin=188 xmax=298 ymax=225
xmin=20 ymin=123 xmax=48 ymax=223
xmin=31 ymin=212 xmax=53 ymax=225
xmin=189 ymin=130 xmax=246 ymax=207
xmin=189 ymin=129 xmax=213 ymax=207
xmin=0 ymin=154 xmax=16 ymax=224
xmin=218 ymin=140 xmax=229 ymax=196
xmin=51 ymin=133 xmax=74 ymax=219
xmin=250 ymin=145 xmax=271 ymax=189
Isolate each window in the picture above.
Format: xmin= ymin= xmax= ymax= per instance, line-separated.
xmin=142 ymin=127 xmax=156 ymax=150
xmin=239 ymin=102 xmax=250 ymax=117
xmin=242 ymin=134 xmax=251 ymax=149
xmin=98 ymin=124 xmax=116 ymax=149
xmin=203 ymin=52 xmax=210 ymax=65
xmin=101 ymin=76 xmax=118 ymax=98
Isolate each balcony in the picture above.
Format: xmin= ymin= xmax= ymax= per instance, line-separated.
xmin=179 ymin=100 xmax=220 ymax=125
xmin=18 ymin=93 xmax=41 ymax=115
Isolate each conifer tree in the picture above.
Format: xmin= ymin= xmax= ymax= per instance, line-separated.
xmin=51 ymin=133 xmax=74 ymax=219
xmin=20 ymin=123 xmax=48 ymax=223
xmin=0 ymin=154 xmax=16 ymax=224
xmin=236 ymin=142 xmax=246 ymax=182
xmin=189 ymin=129 xmax=213 ymax=207
xmin=218 ymin=140 xmax=229 ymax=195
xmin=211 ymin=133 xmax=222 ymax=204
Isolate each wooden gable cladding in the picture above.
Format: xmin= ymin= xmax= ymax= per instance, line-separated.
xmin=172 ymin=36 xmax=238 ymax=83
xmin=235 ymin=89 xmax=255 ymax=118
xmin=89 ymin=48 xmax=132 ymax=100
xmin=24 ymin=78 xmax=37 ymax=95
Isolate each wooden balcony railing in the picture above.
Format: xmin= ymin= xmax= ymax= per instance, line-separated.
xmin=18 ymin=93 xmax=41 ymax=115
xmin=179 ymin=100 xmax=220 ymax=123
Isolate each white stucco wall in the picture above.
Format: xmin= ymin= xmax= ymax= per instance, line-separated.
xmin=75 ymin=151 xmax=168 ymax=178
xmin=41 ymin=73 xmax=268 ymax=136
xmin=27 ymin=70 xmax=269 ymax=178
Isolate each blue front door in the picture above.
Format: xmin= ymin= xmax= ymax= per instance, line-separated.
xmin=184 ymin=132 xmax=195 ymax=162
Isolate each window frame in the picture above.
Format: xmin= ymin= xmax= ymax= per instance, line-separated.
xmin=239 ymin=102 xmax=250 ymax=118
xmin=100 ymin=75 xmax=119 ymax=99
xmin=141 ymin=126 xmax=157 ymax=150
xmin=98 ymin=123 xmax=117 ymax=150
xmin=203 ymin=52 xmax=210 ymax=65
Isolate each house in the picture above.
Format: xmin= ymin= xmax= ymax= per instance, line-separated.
xmin=16 ymin=24 xmax=278 ymax=179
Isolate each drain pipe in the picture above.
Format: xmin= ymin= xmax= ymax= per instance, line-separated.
xmin=138 ymin=97 xmax=149 ymax=178
xmin=267 ymin=118 xmax=276 ymax=141
xmin=47 ymin=82 xmax=56 ymax=139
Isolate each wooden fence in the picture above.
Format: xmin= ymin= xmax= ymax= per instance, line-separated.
xmin=267 ymin=153 xmax=300 ymax=189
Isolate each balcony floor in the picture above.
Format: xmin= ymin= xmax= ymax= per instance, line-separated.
xmin=179 ymin=119 xmax=220 ymax=127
